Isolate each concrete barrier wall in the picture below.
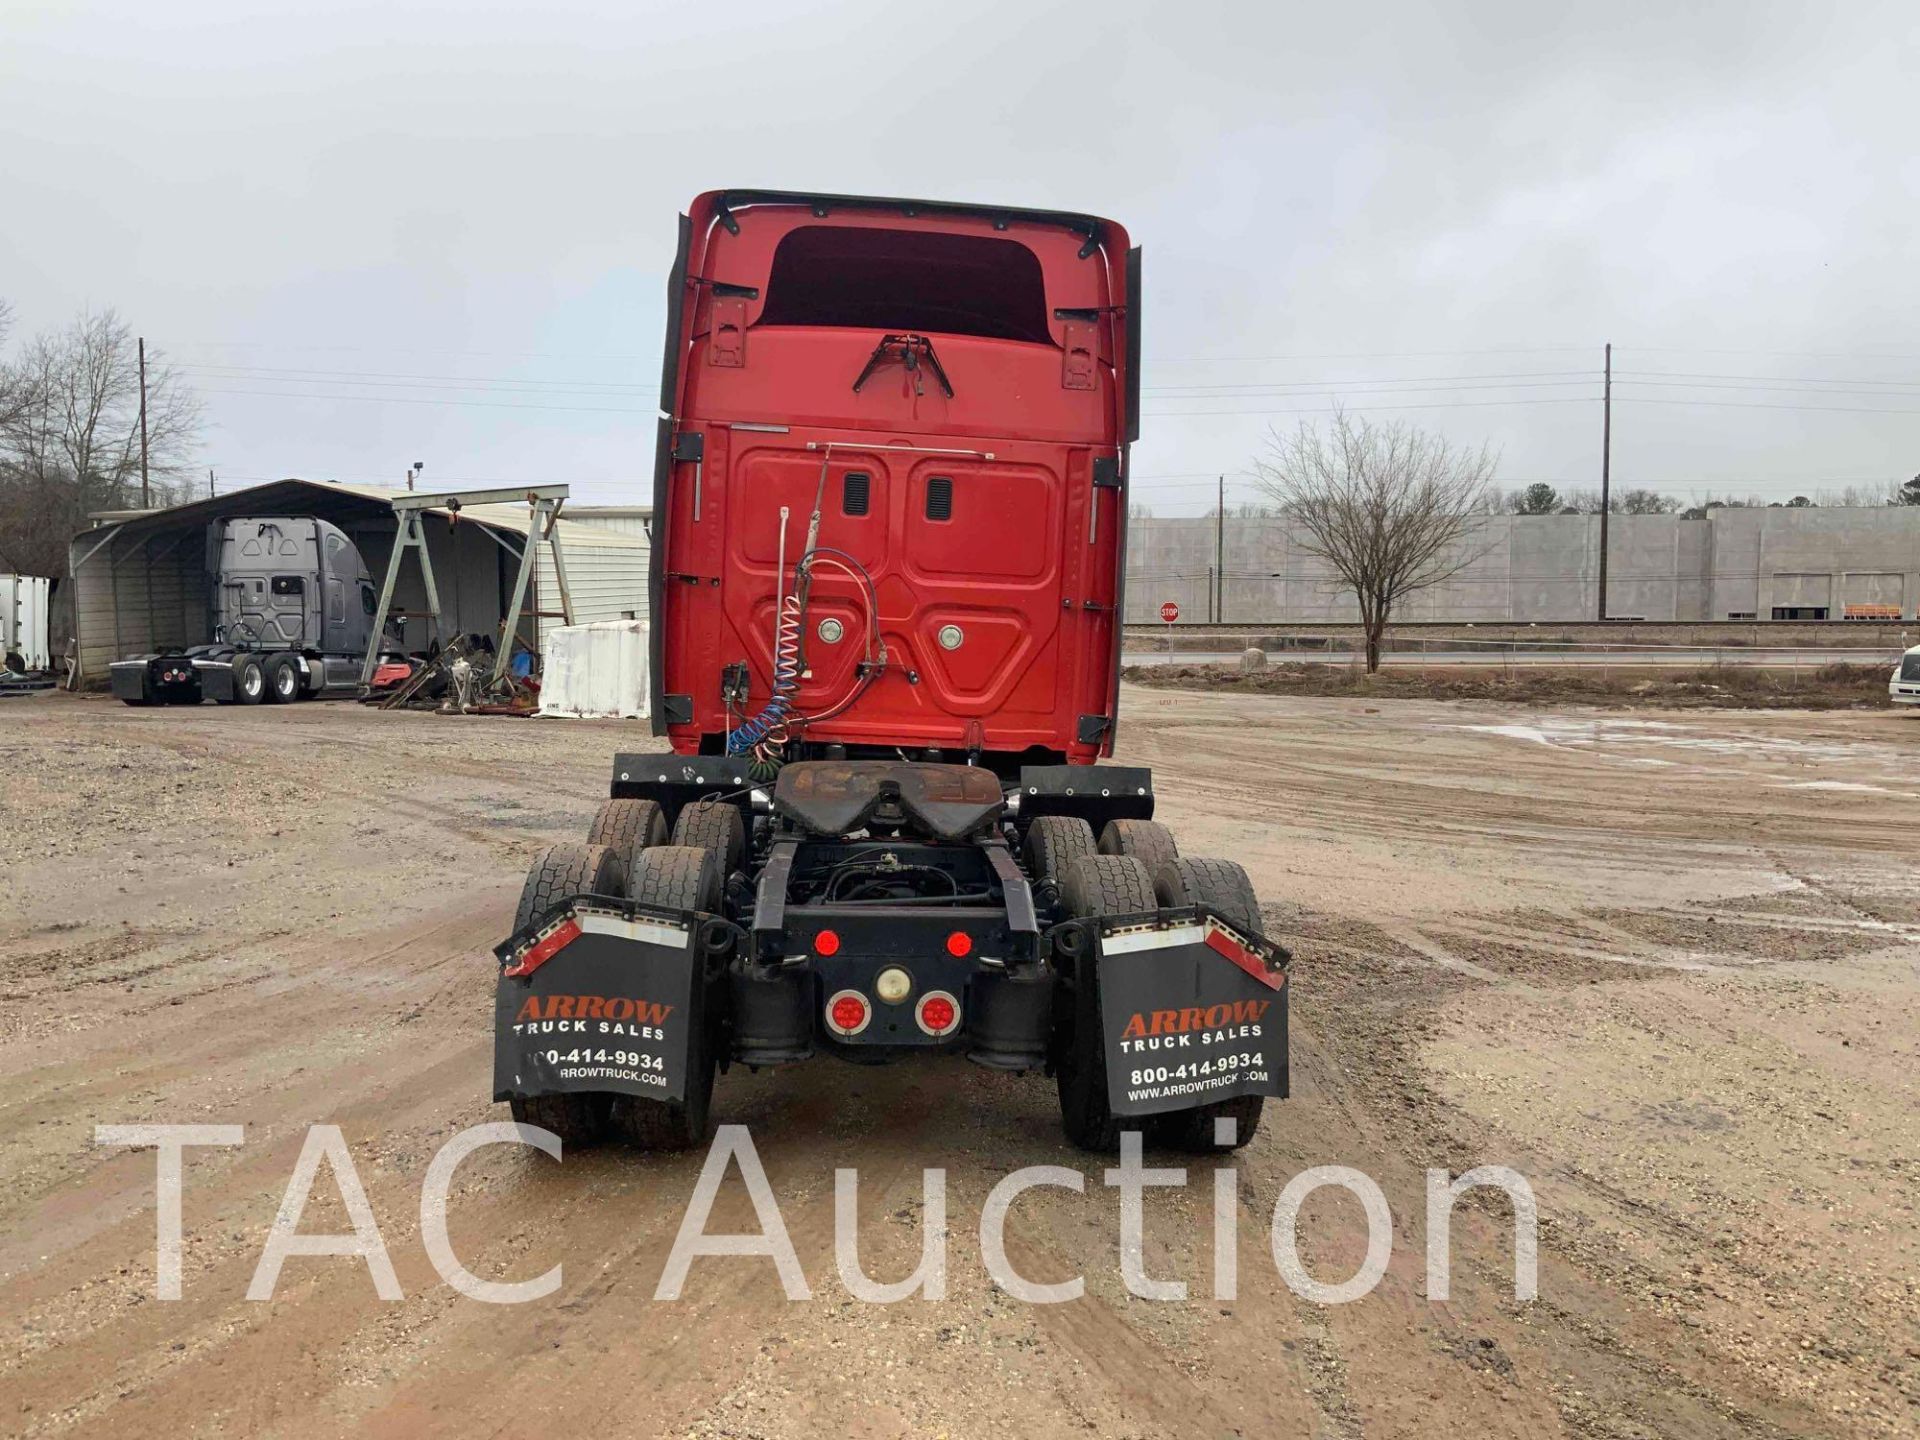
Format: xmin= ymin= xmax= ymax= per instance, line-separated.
xmin=1127 ymin=506 xmax=1920 ymax=624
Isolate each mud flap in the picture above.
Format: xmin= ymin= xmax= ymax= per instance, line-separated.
xmin=1091 ymin=912 xmax=1290 ymax=1118
xmin=108 ymin=661 xmax=153 ymax=702
xmin=493 ymin=903 xmax=723 ymax=1105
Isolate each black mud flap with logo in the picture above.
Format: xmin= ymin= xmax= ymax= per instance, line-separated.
xmin=1090 ymin=911 xmax=1290 ymax=1118
xmin=492 ymin=901 xmax=731 ymax=1105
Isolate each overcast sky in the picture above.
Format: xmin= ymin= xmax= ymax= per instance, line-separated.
xmin=3 ymin=1 xmax=1915 ymax=513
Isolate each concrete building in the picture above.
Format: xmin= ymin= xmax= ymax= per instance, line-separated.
xmin=67 ymin=480 xmax=650 ymax=684
xmin=1126 ymin=506 xmax=1920 ymax=624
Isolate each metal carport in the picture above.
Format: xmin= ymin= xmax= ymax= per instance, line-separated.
xmin=67 ymin=479 xmax=650 ymax=687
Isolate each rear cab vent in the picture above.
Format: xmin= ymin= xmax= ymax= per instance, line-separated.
xmin=842 ymin=471 xmax=871 ymax=516
xmin=925 ymin=475 xmax=954 ymax=522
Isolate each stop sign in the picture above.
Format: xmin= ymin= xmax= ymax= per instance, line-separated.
xmin=1160 ymin=601 xmax=1180 ymax=623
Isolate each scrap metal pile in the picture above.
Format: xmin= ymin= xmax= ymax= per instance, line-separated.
xmin=367 ymin=634 xmax=541 ymax=716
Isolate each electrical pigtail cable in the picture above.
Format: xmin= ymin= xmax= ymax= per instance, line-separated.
xmin=725 ymin=449 xmax=886 ymax=757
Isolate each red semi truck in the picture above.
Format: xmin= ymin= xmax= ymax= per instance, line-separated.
xmin=493 ymin=190 xmax=1288 ymax=1153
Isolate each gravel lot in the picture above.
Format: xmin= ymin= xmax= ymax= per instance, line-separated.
xmin=2 ymin=688 xmax=1915 ymax=1438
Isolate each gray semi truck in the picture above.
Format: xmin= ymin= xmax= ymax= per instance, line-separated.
xmin=110 ymin=516 xmax=392 ymax=706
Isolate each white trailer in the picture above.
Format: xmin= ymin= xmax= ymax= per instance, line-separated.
xmin=1 ymin=574 xmax=52 ymax=671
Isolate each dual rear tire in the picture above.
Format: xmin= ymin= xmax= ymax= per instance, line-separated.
xmin=220 ymin=655 xmax=267 ymax=706
xmin=505 ymin=835 xmax=724 ymax=1152
xmin=1034 ymin=815 xmax=1268 ymax=1154
xmin=265 ymin=656 xmax=302 ymax=703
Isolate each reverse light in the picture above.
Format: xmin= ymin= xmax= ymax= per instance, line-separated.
xmin=826 ymin=989 xmax=871 ymax=1036
xmin=916 ymin=991 xmax=960 ymax=1037
xmin=945 ymin=931 xmax=973 ymax=958
xmin=814 ymin=929 xmax=842 ymax=956
xmin=875 ymin=967 xmax=913 ymax=1004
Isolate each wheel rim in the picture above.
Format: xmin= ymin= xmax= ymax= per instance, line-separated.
xmin=275 ymin=669 xmax=295 ymax=697
xmin=243 ymin=667 xmax=262 ymax=698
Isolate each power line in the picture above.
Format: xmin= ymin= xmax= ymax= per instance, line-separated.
xmin=186 ymin=385 xmax=650 ymax=415
xmin=1143 ymin=368 xmax=1597 ymax=394
xmin=1144 ymin=396 xmax=1597 ymax=417
xmin=176 ymin=362 xmax=651 ymax=395
xmin=1614 ymin=368 xmax=1920 ymax=391
xmin=1614 ymin=396 xmax=1920 ymax=416
xmin=1147 ymin=345 xmax=1594 ymax=364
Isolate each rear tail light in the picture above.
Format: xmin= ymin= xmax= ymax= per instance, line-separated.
xmin=945 ymin=930 xmax=973 ymax=957
xmin=825 ymin=989 xmax=871 ymax=1036
xmin=814 ymin=929 xmax=842 ymax=956
xmin=916 ymin=990 xmax=960 ymax=1037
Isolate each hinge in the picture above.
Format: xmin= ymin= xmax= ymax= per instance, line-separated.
xmin=709 ymin=296 xmax=747 ymax=367
xmin=1075 ymin=714 xmax=1111 ymax=745
xmin=671 ymin=432 xmax=704 ymax=463
xmin=1061 ymin=318 xmax=1097 ymax=391
xmin=1092 ymin=456 xmax=1121 ymax=488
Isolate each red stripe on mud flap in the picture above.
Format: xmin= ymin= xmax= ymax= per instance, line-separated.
xmin=503 ymin=918 xmax=582 ymax=978
xmin=1204 ymin=921 xmax=1285 ymax=991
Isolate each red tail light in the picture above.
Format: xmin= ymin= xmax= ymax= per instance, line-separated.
xmin=916 ymin=991 xmax=960 ymax=1036
xmin=814 ymin=929 xmax=842 ymax=956
xmin=945 ymin=931 xmax=972 ymax=957
xmin=826 ymin=989 xmax=871 ymax=1036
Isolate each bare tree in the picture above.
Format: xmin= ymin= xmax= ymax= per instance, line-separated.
xmin=1252 ymin=409 xmax=1496 ymax=672
xmin=1617 ymin=487 xmax=1681 ymax=514
xmin=1814 ymin=483 xmax=1902 ymax=507
xmin=1560 ymin=486 xmax=1682 ymax=515
xmin=0 ymin=301 xmax=27 ymax=436
xmin=0 ymin=307 xmax=202 ymax=576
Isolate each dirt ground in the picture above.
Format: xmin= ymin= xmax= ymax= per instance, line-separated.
xmin=1125 ymin=661 xmax=1895 ymax=710
xmin=2 ymin=688 xmax=1915 ymax=1439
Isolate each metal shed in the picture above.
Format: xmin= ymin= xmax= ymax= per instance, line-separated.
xmin=67 ymin=479 xmax=650 ymax=686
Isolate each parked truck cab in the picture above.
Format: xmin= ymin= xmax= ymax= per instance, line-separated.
xmin=494 ymin=192 xmax=1290 ymax=1159
xmin=1889 ymin=645 xmax=1920 ymax=706
xmin=110 ymin=516 xmax=385 ymax=706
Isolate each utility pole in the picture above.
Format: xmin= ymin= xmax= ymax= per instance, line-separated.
xmin=208 ymin=467 xmax=215 ymax=500
xmin=1215 ymin=474 xmax=1225 ymax=623
xmin=1597 ymin=341 xmax=1611 ymax=621
xmin=137 ymin=336 xmax=151 ymax=509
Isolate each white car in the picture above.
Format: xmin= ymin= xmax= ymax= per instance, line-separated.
xmin=1890 ymin=646 xmax=1920 ymax=706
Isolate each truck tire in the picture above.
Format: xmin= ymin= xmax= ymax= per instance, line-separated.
xmin=622 ymin=843 xmax=722 ymax=913
xmin=265 ymin=656 xmax=301 ymax=703
xmin=586 ymin=797 xmax=668 ymax=875
xmin=505 ymin=842 xmax=626 ymax=1148
xmin=1152 ymin=856 xmax=1267 ymax=1153
xmin=512 ymin=841 xmax=626 ymax=931
xmin=1153 ymin=858 xmax=1260 ymax=931
xmin=233 ymin=656 xmax=266 ymax=705
xmin=1097 ymin=819 xmax=1178 ymax=879
xmin=1054 ymin=853 xmax=1157 ymax=1153
xmin=670 ymin=800 xmax=747 ymax=875
xmin=608 ymin=845 xmax=723 ymax=1150
xmin=1023 ymin=815 xmax=1096 ymax=883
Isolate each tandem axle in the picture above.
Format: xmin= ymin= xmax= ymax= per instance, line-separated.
xmin=494 ymin=756 xmax=1289 ymax=1156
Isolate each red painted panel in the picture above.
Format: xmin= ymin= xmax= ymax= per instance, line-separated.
xmin=656 ymin=193 xmax=1133 ymax=763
